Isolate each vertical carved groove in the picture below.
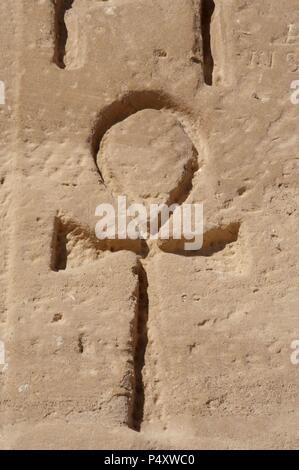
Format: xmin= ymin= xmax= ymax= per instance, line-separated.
xmin=50 ymin=217 xmax=68 ymax=271
xmin=128 ymin=261 xmax=149 ymax=432
xmin=201 ymin=0 xmax=215 ymax=86
xmin=52 ymin=0 xmax=74 ymax=69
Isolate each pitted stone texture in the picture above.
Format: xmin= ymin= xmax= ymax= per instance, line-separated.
xmin=98 ymin=109 xmax=198 ymax=206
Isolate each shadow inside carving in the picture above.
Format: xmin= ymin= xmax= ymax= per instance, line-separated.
xmin=159 ymin=222 xmax=240 ymax=256
xmin=50 ymin=215 xmax=149 ymax=272
xmin=201 ymin=0 xmax=215 ymax=86
xmin=90 ymin=90 xmax=188 ymax=181
xmin=52 ymin=0 xmax=74 ymax=69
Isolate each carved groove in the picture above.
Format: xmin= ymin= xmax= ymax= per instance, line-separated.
xmin=52 ymin=0 xmax=74 ymax=69
xmin=159 ymin=222 xmax=241 ymax=256
xmin=128 ymin=261 xmax=149 ymax=432
xmin=201 ymin=0 xmax=215 ymax=85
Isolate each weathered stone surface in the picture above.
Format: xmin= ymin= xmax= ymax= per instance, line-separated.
xmin=0 ymin=0 xmax=299 ymax=450
xmin=98 ymin=109 xmax=198 ymax=205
